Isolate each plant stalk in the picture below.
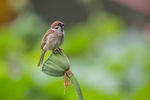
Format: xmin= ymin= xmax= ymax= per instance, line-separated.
xmin=67 ymin=71 xmax=84 ymax=100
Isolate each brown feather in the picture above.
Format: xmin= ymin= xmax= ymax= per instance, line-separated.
xmin=37 ymin=50 xmax=46 ymax=66
xmin=41 ymin=29 xmax=54 ymax=50
xmin=38 ymin=29 xmax=54 ymax=66
xmin=51 ymin=21 xmax=62 ymax=28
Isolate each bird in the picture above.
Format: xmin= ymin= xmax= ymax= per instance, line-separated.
xmin=37 ymin=21 xmax=65 ymax=66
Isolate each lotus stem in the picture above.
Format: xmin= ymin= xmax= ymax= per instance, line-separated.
xmin=66 ymin=70 xmax=84 ymax=100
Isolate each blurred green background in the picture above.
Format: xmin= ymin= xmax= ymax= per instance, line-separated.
xmin=0 ymin=0 xmax=150 ymax=100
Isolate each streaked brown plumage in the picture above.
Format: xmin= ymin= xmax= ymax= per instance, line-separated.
xmin=38 ymin=21 xmax=65 ymax=66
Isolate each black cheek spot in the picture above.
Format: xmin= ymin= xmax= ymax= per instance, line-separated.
xmin=61 ymin=27 xmax=63 ymax=32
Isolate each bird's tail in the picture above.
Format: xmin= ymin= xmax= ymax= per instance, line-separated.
xmin=37 ymin=51 xmax=46 ymax=66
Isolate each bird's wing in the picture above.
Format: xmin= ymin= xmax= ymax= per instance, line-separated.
xmin=41 ymin=29 xmax=54 ymax=50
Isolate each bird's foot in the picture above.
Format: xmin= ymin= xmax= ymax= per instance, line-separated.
xmin=53 ymin=49 xmax=62 ymax=55
xmin=52 ymin=50 xmax=59 ymax=54
xmin=58 ymin=47 xmax=64 ymax=52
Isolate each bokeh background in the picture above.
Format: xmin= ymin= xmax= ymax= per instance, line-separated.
xmin=0 ymin=0 xmax=150 ymax=100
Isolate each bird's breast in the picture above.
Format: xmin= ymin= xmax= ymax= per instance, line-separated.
xmin=45 ymin=33 xmax=64 ymax=50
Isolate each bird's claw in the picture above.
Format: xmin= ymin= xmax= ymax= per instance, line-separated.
xmin=53 ymin=50 xmax=59 ymax=54
xmin=53 ymin=49 xmax=62 ymax=55
xmin=58 ymin=48 xmax=64 ymax=52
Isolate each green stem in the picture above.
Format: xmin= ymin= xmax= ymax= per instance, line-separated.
xmin=67 ymin=73 xmax=84 ymax=100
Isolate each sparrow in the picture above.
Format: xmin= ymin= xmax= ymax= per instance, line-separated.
xmin=38 ymin=21 xmax=65 ymax=66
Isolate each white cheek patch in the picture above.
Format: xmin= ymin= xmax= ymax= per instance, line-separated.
xmin=51 ymin=27 xmax=62 ymax=33
xmin=50 ymin=28 xmax=54 ymax=30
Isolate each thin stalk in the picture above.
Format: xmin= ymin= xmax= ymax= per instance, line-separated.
xmin=67 ymin=73 xmax=84 ymax=100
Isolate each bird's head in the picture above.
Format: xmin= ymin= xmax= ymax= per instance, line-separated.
xmin=51 ymin=21 xmax=64 ymax=32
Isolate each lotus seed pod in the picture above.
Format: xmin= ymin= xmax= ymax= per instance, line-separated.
xmin=42 ymin=49 xmax=70 ymax=77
